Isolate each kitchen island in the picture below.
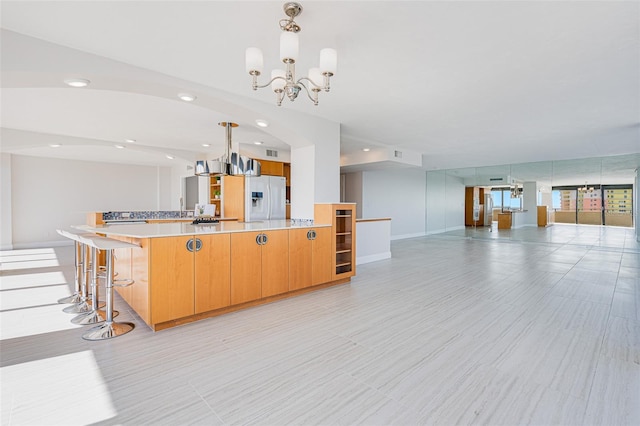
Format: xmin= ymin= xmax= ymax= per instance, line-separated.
xmin=77 ymin=203 xmax=356 ymax=331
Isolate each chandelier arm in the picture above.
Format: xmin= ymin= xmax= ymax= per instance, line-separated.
xmin=296 ymin=80 xmax=319 ymax=105
xmin=254 ymin=76 xmax=288 ymax=90
xmin=297 ymin=76 xmax=324 ymax=91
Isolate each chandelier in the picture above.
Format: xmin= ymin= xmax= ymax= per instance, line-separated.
xmin=245 ymin=2 xmax=337 ymax=106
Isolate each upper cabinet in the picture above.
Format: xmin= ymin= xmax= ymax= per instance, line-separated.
xmin=259 ymin=159 xmax=285 ymax=176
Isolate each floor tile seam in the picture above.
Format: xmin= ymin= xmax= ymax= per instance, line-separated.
xmin=582 ymin=273 xmax=619 ymax=420
xmin=187 ymin=379 xmax=227 ymax=425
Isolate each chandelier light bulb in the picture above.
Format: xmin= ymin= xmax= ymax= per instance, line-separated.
xmin=271 ymin=69 xmax=286 ymax=91
xmin=280 ymin=32 xmax=299 ymax=63
xmin=319 ymin=48 xmax=337 ymax=75
xmin=308 ymin=67 xmax=323 ymax=89
xmin=246 ymin=47 xmax=264 ymax=74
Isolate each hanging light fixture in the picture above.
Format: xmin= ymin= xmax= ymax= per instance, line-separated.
xmin=245 ymin=2 xmax=337 ymax=106
xmin=194 ymin=122 xmax=261 ymax=177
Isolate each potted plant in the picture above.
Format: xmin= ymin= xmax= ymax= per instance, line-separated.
xmin=214 ymin=190 xmax=221 ymax=199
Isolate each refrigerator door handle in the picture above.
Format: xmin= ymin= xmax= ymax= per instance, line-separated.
xmin=267 ymin=180 xmax=272 ymax=220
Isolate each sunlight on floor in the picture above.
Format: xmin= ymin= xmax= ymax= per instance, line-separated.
xmin=0 ymin=248 xmax=61 ymax=271
xmin=1 ymin=350 xmax=117 ymax=425
xmin=0 ymin=271 xmax=68 ymax=291
xmin=0 ymin=305 xmax=85 ymax=340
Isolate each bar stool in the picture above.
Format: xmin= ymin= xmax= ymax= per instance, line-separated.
xmin=56 ymin=230 xmax=84 ymax=304
xmin=80 ymin=235 xmax=139 ymax=340
xmin=57 ymin=230 xmax=103 ymax=315
xmin=71 ymin=243 xmax=119 ymax=325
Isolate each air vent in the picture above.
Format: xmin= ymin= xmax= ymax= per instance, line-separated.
xmin=266 ymin=149 xmax=278 ymax=158
xmin=489 ymin=177 xmax=503 ymax=182
xmin=394 ymin=150 xmax=402 ymax=158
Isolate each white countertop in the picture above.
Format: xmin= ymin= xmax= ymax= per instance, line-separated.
xmin=75 ymin=220 xmax=331 ymax=239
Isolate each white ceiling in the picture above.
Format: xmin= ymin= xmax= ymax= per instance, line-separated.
xmin=1 ymin=1 xmax=639 ymax=180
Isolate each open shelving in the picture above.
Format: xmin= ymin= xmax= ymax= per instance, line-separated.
xmin=315 ymin=203 xmax=356 ymax=280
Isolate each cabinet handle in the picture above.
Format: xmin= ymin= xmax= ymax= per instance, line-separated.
xmin=261 ymin=234 xmax=268 ymax=245
xmin=194 ymin=238 xmax=203 ymax=252
xmin=186 ymin=239 xmax=194 ymax=252
xmin=307 ymin=230 xmax=312 ymax=240
xmin=307 ymin=230 xmax=317 ymax=240
xmin=311 ymin=230 xmax=316 ymax=240
xmin=256 ymin=234 xmax=262 ymax=245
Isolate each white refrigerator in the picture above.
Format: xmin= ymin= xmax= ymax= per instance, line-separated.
xmin=244 ymin=176 xmax=286 ymax=221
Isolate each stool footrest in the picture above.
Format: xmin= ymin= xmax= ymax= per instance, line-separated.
xmin=113 ymin=278 xmax=134 ymax=287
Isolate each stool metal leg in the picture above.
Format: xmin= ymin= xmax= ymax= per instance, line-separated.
xmin=83 ymin=249 xmax=134 ymax=340
xmin=72 ymin=247 xmax=117 ymax=325
xmin=63 ymin=244 xmax=92 ymax=314
xmin=57 ymin=241 xmax=83 ymax=304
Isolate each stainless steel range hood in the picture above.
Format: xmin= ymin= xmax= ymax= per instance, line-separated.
xmin=194 ymin=122 xmax=261 ymax=177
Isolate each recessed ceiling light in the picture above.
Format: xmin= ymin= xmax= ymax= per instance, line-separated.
xmin=254 ymin=141 xmax=264 ymax=145
xmin=115 ymin=145 xmax=125 ymax=149
xmin=49 ymin=144 xmax=61 ymax=148
xmin=202 ymin=143 xmax=211 ymax=147
xmin=178 ymin=93 xmax=196 ymax=102
xmin=125 ymin=139 xmax=136 ymax=143
xmin=165 ymin=155 xmax=175 ymax=160
xmin=63 ymin=78 xmax=90 ymax=88
xmin=255 ymin=119 xmax=269 ymax=128
xmin=362 ymin=148 xmax=371 ymax=152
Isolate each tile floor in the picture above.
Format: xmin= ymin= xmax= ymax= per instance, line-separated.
xmin=1 ymin=224 xmax=638 ymax=425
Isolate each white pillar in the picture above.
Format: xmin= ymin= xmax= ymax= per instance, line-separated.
xmin=1 ymin=153 xmax=13 ymax=250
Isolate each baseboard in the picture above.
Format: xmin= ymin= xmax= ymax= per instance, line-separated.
xmin=426 ymin=225 xmax=465 ymax=235
xmin=357 ymin=251 xmax=392 ymax=265
xmin=0 ymin=244 xmax=14 ymax=251
xmin=390 ymin=232 xmax=426 ymax=241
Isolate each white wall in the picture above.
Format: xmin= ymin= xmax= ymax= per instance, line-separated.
xmin=426 ymin=171 xmax=447 ymax=234
xmin=342 ymin=171 xmax=363 ymax=218
xmin=425 ymin=170 xmax=465 ymax=234
xmin=361 ymin=168 xmax=426 ymax=239
xmin=10 ymin=155 xmax=171 ymax=247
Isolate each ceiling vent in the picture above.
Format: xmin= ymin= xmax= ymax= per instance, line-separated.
xmin=394 ymin=150 xmax=402 ymax=158
xmin=266 ymin=149 xmax=278 ymax=158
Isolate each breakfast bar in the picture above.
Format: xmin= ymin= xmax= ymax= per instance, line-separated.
xmin=77 ymin=203 xmax=356 ymax=331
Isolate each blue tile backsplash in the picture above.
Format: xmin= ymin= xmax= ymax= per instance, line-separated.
xmin=102 ymin=211 xmax=194 ymax=221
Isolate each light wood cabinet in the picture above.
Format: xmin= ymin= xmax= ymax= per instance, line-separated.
xmin=315 ymin=204 xmax=356 ymax=280
xmin=209 ymin=175 xmax=245 ymax=219
xmin=289 ymin=227 xmax=331 ymax=290
xmin=230 ymin=230 xmax=289 ymax=303
xmin=230 ymin=231 xmax=263 ymax=304
xmin=259 ymin=159 xmax=285 ymax=176
xmin=150 ymin=236 xmax=195 ymax=324
xmin=195 ymin=233 xmax=230 ymax=313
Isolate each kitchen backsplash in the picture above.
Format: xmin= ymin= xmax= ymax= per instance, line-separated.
xmin=102 ymin=211 xmax=194 ymax=221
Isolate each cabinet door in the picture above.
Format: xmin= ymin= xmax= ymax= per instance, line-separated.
xmin=150 ymin=236 xmax=195 ymax=324
xmin=261 ymin=230 xmax=289 ymax=297
xmin=289 ymin=228 xmax=312 ymax=291
xmin=230 ymin=232 xmax=262 ymax=304
xmin=311 ymin=227 xmax=332 ymax=285
xmin=195 ymin=234 xmax=230 ymax=313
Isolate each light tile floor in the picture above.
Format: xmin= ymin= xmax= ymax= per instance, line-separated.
xmin=1 ymin=224 xmax=638 ymax=425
